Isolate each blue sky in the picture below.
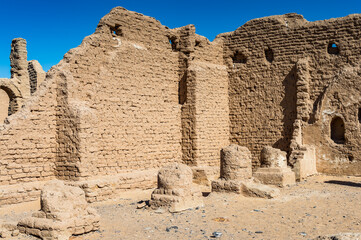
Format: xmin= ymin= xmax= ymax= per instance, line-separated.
xmin=0 ymin=0 xmax=360 ymax=78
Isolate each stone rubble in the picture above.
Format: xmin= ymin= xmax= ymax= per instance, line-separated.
xmin=253 ymin=146 xmax=296 ymax=187
xmin=212 ymin=144 xmax=280 ymax=198
xmin=17 ymin=180 xmax=100 ymax=240
xmin=150 ymin=163 xmax=204 ymax=212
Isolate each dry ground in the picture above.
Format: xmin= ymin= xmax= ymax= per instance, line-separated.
xmin=1 ymin=175 xmax=360 ymax=240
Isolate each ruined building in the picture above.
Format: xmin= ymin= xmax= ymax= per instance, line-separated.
xmin=1 ymin=7 xmax=361 ymax=205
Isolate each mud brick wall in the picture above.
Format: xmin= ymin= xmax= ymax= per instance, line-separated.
xmin=0 ymin=181 xmax=45 ymax=205
xmin=192 ymin=37 xmax=230 ymax=168
xmin=188 ymin=61 xmax=229 ymax=167
xmin=28 ymin=63 xmax=38 ymax=95
xmin=303 ymin=67 xmax=361 ymax=175
xmin=0 ymin=7 xmax=230 ymax=191
xmin=60 ymin=7 xmax=182 ymax=177
xmin=72 ymin=169 xmax=157 ymax=203
xmin=10 ymin=38 xmax=30 ymax=99
xmin=221 ymin=13 xmax=361 ymax=167
xmin=2 ymin=7 xmax=361 ymax=206
xmin=0 ymin=74 xmax=58 ymax=186
xmin=178 ymin=26 xmax=230 ymax=168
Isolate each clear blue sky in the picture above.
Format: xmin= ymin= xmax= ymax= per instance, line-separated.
xmin=0 ymin=0 xmax=360 ymax=78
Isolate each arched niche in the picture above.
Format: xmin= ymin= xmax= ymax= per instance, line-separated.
xmin=330 ymin=116 xmax=345 ymax=144
xmin=0 ymin=80 xmax=22 ymax=124
xmin=0 ymin=89 xmax=10 ymax=123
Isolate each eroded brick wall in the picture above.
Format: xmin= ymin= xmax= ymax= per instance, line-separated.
xmin=59 ymin=7 xmax=182 ymax=177
xmin=303 ymin=66 xmax=361 ymax=175
xmin=0 ymin=73 xmax=58 ymax=186
xmin=177 ymin=26 xmax=230 ymax=169
xmin=221 ymin=13 xmax=361 ymax=168
xmin=2 ymin=8 xmax=361 ymax=206
xmin=0 ymin=7 xmax=229 ymax=199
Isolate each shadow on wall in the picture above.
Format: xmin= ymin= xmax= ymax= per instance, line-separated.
xmin=273 ymin=67 xmax=297 ymax=154
xmin=325 ymin=180 xmax=361 ymax=188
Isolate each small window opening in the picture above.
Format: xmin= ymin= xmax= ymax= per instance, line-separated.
xmin=348 ymin=155 xmax=354 ymax=162
xmin=195 ymin=40 xmax=201 ymax=47
xmin=168 ymin=37 xmax=177 ymax=51
xmin=111 ymin=25 xmax=123 ymax=37
xmin=232 ymin=51 xmax=247 ymax=64
xmin=265 ymin=48 xmax=274 ymax=63
xmin=358 ymin=108 xmax=361 ymax=123
xmin=327 ymin=42 xmax=339 ymax=55
xmin=331 ymin=116 xmax=345 ymax=144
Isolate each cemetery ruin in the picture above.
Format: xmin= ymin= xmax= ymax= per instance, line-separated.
xmin=0 ymin=6 xmax=361 ymax=239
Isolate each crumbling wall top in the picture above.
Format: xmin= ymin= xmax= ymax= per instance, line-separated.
xmin=216 ymin=12 xmax=361 ymax=39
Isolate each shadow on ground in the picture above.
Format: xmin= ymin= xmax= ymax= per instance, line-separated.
xmin=324 ymin=180 xmax=361 ymax=188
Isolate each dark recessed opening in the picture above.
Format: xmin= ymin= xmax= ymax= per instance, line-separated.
xmin=28 ymin=62 xmax=37 ymax=94
xmin=195 ymin=40 xmax=201 ymax=47
xmin=358 ymin=108 xmax=361 ymax=123
xmin=111 ymin=25 xmax=123 ymax=37
xmin=0 ymin=87 xmax=18 ymax=117
xmin=178 ymin=73 xmax=187 ymax=105
xmin=348 ymin=155 xmax=354 ymax=162
xmin=232 ymin=51 xmax=247 ymax=64
xmin=328 ymin=42 xmax=340 ymax=55
xmin=331 ymin=116 xmax=345 ymax=144
xmin=265 ymin=48 xmax=274 ymax=63
xmin=168 ymin=37 xmax=177 ymax=51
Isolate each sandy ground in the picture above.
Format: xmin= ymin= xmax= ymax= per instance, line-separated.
xmin=1 ymin=175 xmax=360 ymax=240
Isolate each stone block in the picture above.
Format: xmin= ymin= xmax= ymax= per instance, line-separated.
xmin=150 ymin=163 xmax=204 ymax=212
xmin=211 ymin=145 xmax=253 ymax=194
xmin=211 ymin=179 xmax=242 ymax=194
xmin=260 ymin=146 xmax=287 ymax=168
xmin=253 ymin=146 xmax=296 ymax=186
xmin=293 ymin=145 xmax=317 ymax=180
xmin=18 ymin=180 xmax=100 ymax=240
xmin=241 ymin=181 xmax=280 ymax=199
xmin=220 ymin=144 xmax=252 ymax=180
xmin=212 ymin=179 xmax=280 ymax=199
xmin=253 ymin=167 xmax=296 ymax=187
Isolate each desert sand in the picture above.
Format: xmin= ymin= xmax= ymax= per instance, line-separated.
xmin=1 ymin=175 xmax=360 ymax=240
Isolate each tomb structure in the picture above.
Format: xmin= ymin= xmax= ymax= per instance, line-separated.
xmin=150 ymin=163 xmax=204 ymax=212
xmin=211 ymin=145 xmax=252 ymax=193
xmin=211 ymin=145 xmax=280 ymax=198
xmin=0 ymin=7 xmax=361 ymax=206
xmin=17 ymin=181 xmax=100 ymax=240
xmin=253 ymin=146 xmax=296 ymax=187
